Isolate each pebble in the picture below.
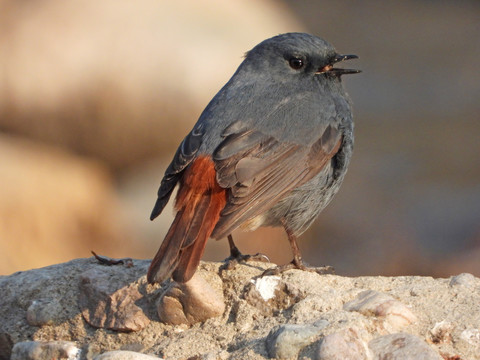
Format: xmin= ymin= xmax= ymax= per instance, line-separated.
xmin=250 ymin=276 xmax=281 ymax=301
xmin=344 ymin=289 xmax=417 ymax=329
xmin=428 ymin=320 xmax=454 ymax=344
xmin=10 ymin=340 xmax=80 ymax=360
xmin=449 ymin=273 xmax=477 ymax=288
xmin=78 ymin=268 xmax=150 ymax=332
xmin=0 ymin=332 xmax=13 ymax=360
xmin=460 ymin=328 xmax=480 ymax=347
xmin=243 ymin=277 xmax=304 ymax=316
xmin=369 ymin=332 xmax=442 ymax=360
xmin=26 ymin=298 xmax=64 ymax=326
xmin=316 ymin=328 xmax=370 ymax=360
xmin=94 ymin=350 xmax=162 ymax=359
xmin=156 ymin=272 xmax=225 ymax=325
xmin=266 ymin=324 xmax=322 ymax=359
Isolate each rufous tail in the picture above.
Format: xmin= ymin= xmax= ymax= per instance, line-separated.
xmin=147 ymin=156 xmax=227 ymax=284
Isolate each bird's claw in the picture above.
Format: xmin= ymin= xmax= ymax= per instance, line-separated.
xmin=221 ymin=251 xmax=270 ymax=271
xmin=260 ymin=259 xmax=334 ymax=277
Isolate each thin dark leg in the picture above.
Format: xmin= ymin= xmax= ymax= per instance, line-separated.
xmin=221 ymin=234 xmax=270 ymax=271
xmin=261 ymin=220 xmax=334 ymax=276
xmin=285 ymin=226 xmax=304 ymax=268
xmin=228 ymin=234 xmax=242 ymax=258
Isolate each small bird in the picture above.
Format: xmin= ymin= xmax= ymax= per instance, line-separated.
xmin=147 ymin=33 xmax=359 ymax=284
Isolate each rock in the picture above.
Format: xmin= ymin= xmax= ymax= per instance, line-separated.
xmin=243 ymin=276 xmax=305 ymax=316
xmin=94 ymin=350 xmax=161 ymax=360
xmin=428 ymin=320 xmax=454 ymax=344
xmin=460 ymin=328 xmax=480 ymax=347
xmin=78 ymin=268 xmax=150 ymax=332
xmin=344 ymin=289 xmax=417 ymax=329
xmin=449 ymin=273 xmax=477 ymax=288
xmin=316 ymin=328 xmax=370 ymax=360
xmin=266 ymin=324 xmax=323 ymax=359
xmin=0 ymin=333 xmax=13 ymax=360
xmin=369 ymin=333 xmax=442 ymax=360
xmin=1 ymin=259 xmax=479 ymax=359
xmin=11 ymin=341 xmax=80 ymax=360
xmin=156 ymin=272 xmax=225 ymax=325
xmin=26 ymin=298 xmax=64 ymax=326
xmin=251 ymin=276 xmax=282 ymax=301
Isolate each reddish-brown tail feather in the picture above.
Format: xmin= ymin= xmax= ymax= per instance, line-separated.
xmin=147 ymin=156 xmax=227 ymax=284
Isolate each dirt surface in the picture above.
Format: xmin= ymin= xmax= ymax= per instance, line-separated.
xmin=1 ymin=258 xmax=479 ymax=359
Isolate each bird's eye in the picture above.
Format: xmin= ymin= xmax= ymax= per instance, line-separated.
xmin=288 ymin=57 xmax=304 ymax=70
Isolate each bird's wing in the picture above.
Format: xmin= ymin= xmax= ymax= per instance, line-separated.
xmin=211 ymin=120 xmax=342 ymax=239
xmin=150 ymin=123 xmax=205 ymax=220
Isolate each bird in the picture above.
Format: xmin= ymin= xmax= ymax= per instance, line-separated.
xmin=147 ymin=32 xmax=360 ymax=284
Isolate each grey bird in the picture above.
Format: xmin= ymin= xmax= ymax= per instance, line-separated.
xmin=147 ymin=33 xmax=360 ymax=284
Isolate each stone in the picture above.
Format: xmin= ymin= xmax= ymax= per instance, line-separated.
xmin=94 ymin=350 xmax=162 ymax=359
xmin=344 ymin=289 xmax=417 ymax=329
xmin=369 ymin=333 xmax=442 ymax=360
xmin=460 ymin=328 xmax=480 ymax=347
xmin=316 ymin=328 xmax=370 ymax=360
xmin=78 ymin=268 xmax=150 ymax=332
xmin=0 ymin=333 xmax=13 ymax=360
xmin=26 ymin=298 xmax=64 ymax=326
xmin=2 ymin=258 xmax=480 ymax=359
xmin=243 ymin=276 xmax=305 ymax=316
xmin=251 ymin=276 xmax=281 ymax=301
xmin=156 ymin=272 xmax=225 ymax=325
xmin=428 ymin=320 xmax=454 ymax=344
xmin=449 ymin=273 xmax=477 ymax=288
xmin=10 ymin=341 xmax=80 ymax=360
xmin=266 ymin=324 xmax=323 ymax=359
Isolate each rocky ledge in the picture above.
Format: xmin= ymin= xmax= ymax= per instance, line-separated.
xmin=0 ymin=258 xmax=479 ymax=360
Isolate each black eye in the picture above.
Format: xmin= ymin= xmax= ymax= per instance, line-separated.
xmin=289 ymin=57 xmax=304 ymax=70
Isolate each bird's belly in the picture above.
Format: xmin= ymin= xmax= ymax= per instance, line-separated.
xmin=259 ymin=164 xmax=345 ymax=235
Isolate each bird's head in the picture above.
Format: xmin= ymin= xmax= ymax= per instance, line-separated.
xmin=242 ymin=33 xmax=360 ymax=82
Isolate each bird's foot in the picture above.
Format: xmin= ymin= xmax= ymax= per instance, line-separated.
xmin=260 ymin=257 xmax=334 ymax=277
xmin=221 ymin=244 xmax=270 ymax=271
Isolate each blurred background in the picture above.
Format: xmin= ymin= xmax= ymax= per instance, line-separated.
xmin=1 ymin=0 xmax=479 ymax=277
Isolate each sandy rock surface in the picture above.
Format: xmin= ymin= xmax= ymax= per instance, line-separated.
xmin=0 ymin=258 xmax=479 ymax=359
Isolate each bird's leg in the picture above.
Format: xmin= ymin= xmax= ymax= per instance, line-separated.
xmin=227 ymin=234 xmax=242 ymax=259
xmin=221 ymin=234 xmax=270 ymax=270
xmin=261 ymin=221 xmax=334 ymax=276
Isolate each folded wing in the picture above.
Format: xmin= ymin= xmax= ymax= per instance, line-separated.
xmin=211 ymin=121 xmax=342 ymax=239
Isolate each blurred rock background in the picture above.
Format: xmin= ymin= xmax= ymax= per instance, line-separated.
xmin=1 ymin=0 xmax=478 ymax=277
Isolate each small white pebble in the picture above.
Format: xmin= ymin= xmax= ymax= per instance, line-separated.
xmin=251 ymin=276 xmax=281 ymax=301
xmin=68 ymin=346 xmax=81 ymax=360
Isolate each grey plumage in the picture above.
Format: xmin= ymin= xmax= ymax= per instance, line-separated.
xmin=148 ymin=32 xmax=359 ymax=284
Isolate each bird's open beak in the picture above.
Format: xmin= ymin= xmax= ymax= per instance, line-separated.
xmin=316 ymin=54 xmax=361 ymax=76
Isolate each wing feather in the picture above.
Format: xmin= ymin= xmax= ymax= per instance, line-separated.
xmin=150 ymin=123 xmax=205 ymax=220
xmin=211 ymin=121 xmax=342 ymax=239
